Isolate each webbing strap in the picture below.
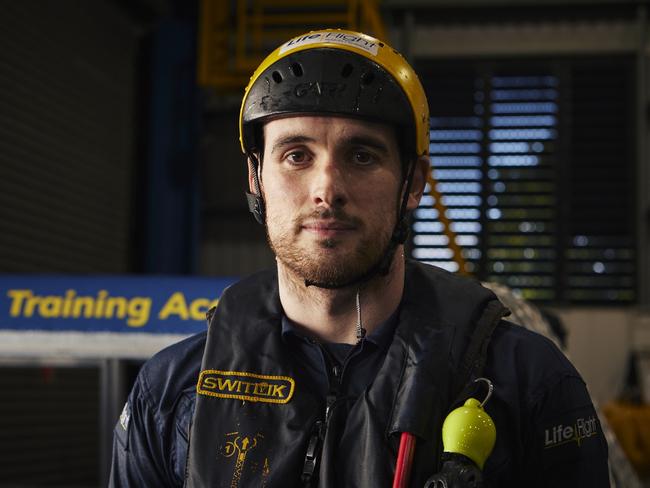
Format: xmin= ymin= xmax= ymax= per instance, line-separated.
xmin=453 ymin=300 xmax=508 ymax=403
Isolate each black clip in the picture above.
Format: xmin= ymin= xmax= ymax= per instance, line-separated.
xmin=301 ymin=420 xmax=325 ymax=484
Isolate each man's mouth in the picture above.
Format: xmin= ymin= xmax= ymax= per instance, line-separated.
xmin=301 ymin=219 xmax=356 ymax=238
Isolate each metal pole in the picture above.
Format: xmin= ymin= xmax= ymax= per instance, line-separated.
xmin=99 ymin=359 xmax=128 ymax=486
xmin=637 ymin=5 xmax=649 ymax=307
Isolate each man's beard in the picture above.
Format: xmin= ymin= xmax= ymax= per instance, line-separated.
xmin=266 ymin=207 xmax=395 ymax=289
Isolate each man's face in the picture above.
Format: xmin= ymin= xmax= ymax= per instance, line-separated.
xmin=256 ymin=115 xmax=415 ymax=288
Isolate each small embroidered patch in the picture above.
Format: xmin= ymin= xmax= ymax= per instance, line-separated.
xmin=197 ymin=370 xmax=295 ymax=404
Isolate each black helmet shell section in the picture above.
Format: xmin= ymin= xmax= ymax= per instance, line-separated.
xmin=240 ymin=48 xmax=415 ymax=157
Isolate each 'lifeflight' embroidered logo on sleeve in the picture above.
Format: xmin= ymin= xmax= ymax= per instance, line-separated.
xmin=543 ymin=415 xmax=600 ymax=449
xmin=197 ymin=370 xmax=295 ymax=404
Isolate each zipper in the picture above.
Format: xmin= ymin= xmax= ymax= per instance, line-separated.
xmin=301 ymin=351 xmax=344 ymax=486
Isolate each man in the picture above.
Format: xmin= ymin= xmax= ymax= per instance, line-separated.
xmin=110 ymin=29 xmax=609 ymax=487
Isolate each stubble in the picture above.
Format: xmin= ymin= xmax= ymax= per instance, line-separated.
xmin=265 ymin=207 xmax=394 ymax=289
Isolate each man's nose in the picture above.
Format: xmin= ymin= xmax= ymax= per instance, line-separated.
xmin=310 ymin=159 xmax=348 ymax=208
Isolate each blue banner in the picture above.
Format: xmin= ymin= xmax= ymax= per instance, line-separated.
xmin=0 ymin=275 xmax=238 ymax=334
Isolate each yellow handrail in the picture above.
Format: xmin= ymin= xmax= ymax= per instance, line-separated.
xmin=426 ymin=175 xmax=469 ymax=275
xmin=198 ymin=0 xmax=390 ymax=89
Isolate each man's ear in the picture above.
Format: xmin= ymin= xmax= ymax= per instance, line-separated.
xmin=406 ymin=156 xmax=430 ymax=210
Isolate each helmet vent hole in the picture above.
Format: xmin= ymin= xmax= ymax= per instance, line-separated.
xmin=361 ymin=72 xmax=375 ymax=86
xmin=290 ymin=62 xmax=303 ymax=77
xmin=341 ymin=64 xmax=354 ymax=78
xmin=272 ymin=71 xmax=283 ymax=83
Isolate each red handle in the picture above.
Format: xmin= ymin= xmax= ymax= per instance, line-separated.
xmin=392 ymin=432 xmax=417 ymax=488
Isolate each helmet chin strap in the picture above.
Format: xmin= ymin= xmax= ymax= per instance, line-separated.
xmin=246 ymin=153 xmax=265 ymax=224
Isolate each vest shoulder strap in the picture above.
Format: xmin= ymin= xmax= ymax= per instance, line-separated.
xmin=453 ymin=298 xmax=507 ymax=405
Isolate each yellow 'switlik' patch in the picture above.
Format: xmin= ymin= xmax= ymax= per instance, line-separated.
xmin=197 ymin=370 xmax=295 ymax=404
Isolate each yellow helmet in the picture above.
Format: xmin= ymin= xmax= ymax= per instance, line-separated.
xmin=239 ymin=29 xmax=429 ymax=159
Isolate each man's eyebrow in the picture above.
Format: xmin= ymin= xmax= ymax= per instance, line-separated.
xmin=269 ymin=133 xmax=391 ymax=155
xmin=270 ymin=135 xmax=315 ymax=155
xmin=344 ymin=135 xmax=390 ymax=155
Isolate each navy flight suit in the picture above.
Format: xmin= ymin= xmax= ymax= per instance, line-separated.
xmin=110 ymin=263 xmax=609 ymax=487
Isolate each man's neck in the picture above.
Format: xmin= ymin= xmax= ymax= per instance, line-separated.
xmin=277 ymin=254 xmax=405 ymax=344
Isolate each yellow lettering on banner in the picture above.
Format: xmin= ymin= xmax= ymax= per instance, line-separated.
xmin=158 ymin=292 xmax=190 ymax=320
xmin=159 ymin=293 xmax=218 ymax=321
xmin=105 ymin=297 xmax=128 ymax=320
xmin=24 ymin=294 xmax=40 ymax=317
xmin=72 ymin=296 xmax=95 ymax=318
xmin=39 ymin=296 xmax=62 ymax=317
xmin=127 ymin=297 xmax=152 ymax=327
xmin=7 ymin=288 xmax=218 ymax=326
xmin=62 ymin=289 xmax=76 ymax=316
xmin=94 ymin=290 xmax=109 ymax=317
xmin=189 ymin=298 xmax=210 ymax=320
xmin=7 ymin=290 xmax=32 ymax=317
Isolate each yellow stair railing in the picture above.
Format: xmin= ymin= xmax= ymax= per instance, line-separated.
xmin=199 ymin=0 xmax=386 ymax=90
xmin=427 ymin=175 xmax=469 ymax=275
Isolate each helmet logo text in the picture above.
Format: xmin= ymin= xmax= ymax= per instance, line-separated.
xmin=294 ymin=82 xmax=346 ymax=98
xmin=279 ymin=31 xmax=379 ymax=56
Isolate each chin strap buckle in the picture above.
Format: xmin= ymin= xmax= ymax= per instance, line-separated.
xmin=245 ymin=191 xmax=265 ymax=224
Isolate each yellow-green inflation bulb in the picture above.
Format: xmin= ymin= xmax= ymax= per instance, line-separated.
xmin=442 ymin=394 xmax=496 ymax=468
xmin=425 ymin=378 xmax=496 ymax=488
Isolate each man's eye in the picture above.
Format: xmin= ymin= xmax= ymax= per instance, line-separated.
xmin=286 ymin=151 xmax=308 ymax=164
xmin=354 ymin=151 xmax=375 ymax=165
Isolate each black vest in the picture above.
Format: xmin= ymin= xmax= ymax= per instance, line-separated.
xmin=185 ymin=261 xmax=506 ymax=488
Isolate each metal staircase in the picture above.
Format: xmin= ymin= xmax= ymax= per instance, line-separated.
xmin=198 ymin=0 xmax=386 ymax=90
